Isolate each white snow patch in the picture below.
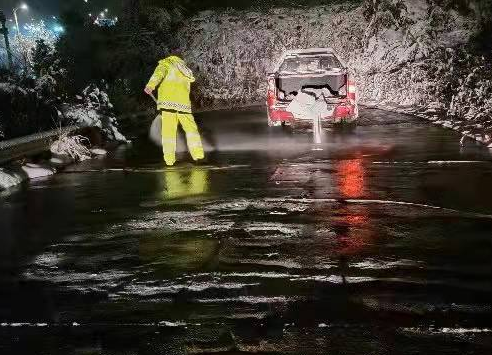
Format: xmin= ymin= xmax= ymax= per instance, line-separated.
xmin=158 ymin=321 xmax=187 ymax=327
xmin=117 ymin=281 xmax=260 ymax=297
xmin=236 ymin=258 xmax=304 ymax=269
xmin=119 ymin=210 xmax=234 ymax=233
xmin=0 ymin=168 xmax=26 ymax=189
xmin=402 ymin=327 xmax=492 ymax=334
xmin=195 ymin=296 xmax=293 ymax=304
xmin=427 ymin=161 xmax=489 ymax=165
xmin=90 ymin=148 xmax=108 ymax=156
xmin=243 ymin=222 xmax=302 ymax=237
xmin=31 ymin=252 xmax=65 ymax=268
xmin=224 ymin=272 xmax=295 ymax=279
xmin=1 ymin=323 xmax=48 ymax=327
xmin=20 ymin=165 xmax=55 ymax=180
xmin=372 ymin=161 xmax=421 ymax=165
xmin=351 ymin=259 xmax=424 ymax=270
xmin=23 ymin=268 xmax=133 ymax=293
xmin=292 ymin=275 xmax=375 ymax=283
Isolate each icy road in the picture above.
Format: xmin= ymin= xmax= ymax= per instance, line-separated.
xmin=1 ymin=107 xmax=491 ymax=354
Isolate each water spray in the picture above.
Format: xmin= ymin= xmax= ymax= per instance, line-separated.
xmin=147 ymin=92 xmax=161 ymax=146
xmin=312 ymin=113 xmax=323 ymax=151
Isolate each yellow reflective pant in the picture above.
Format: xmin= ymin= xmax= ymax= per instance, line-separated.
xmin=161 ymin=111 xmax=205 ymax=166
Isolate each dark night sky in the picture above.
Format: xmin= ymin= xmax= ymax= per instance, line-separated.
xmin=0 ymin=0 xmax=347 ymax=25
xmin=1 ymin=0 xmax=61 ymax=19
xmin=0 ymin=0 xmax=119 ymax=24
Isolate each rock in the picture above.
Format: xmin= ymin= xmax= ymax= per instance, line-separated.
xmin=90 ymin=148 xmax=108 ymax=156
xmin=21 ymin=164 xmax=55 ymax=179
xmin=49 ymin=157 xmax=69 ymax=167
xmin=0 ymin=168 xmax=26 ymax=190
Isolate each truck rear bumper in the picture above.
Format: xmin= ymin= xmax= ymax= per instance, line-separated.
xmin=267 ymin=102 xmax=358 ymax=126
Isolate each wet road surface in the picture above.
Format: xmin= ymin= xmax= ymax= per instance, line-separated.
xmin=1 ymin=107 xmax=492 ymax=354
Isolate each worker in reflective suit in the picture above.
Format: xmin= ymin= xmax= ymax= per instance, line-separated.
xmin=145 ymin=54 xmax=205 ymax=166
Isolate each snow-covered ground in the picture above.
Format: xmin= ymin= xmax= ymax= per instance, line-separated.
xmin=179 ymin=0 xmax=492 ymax=144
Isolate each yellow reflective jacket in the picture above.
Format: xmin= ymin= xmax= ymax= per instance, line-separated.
xmin=146 ymin=56 xmax=195 ymax=113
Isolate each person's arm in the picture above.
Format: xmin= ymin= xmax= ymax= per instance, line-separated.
xmin=144 ymin=63 xmax=167 ymax=95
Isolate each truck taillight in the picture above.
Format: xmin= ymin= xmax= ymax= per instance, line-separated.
xmin=270 ymin=109 xmax=294 ymax=121
xmin=334 ymin=105 xmax=352 ymax=118
xmin=347 ymin=79 xmax=357 ymax=102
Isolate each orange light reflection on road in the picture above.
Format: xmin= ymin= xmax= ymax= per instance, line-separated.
xmin=334 ymin=157 xmax=372 ymax=255
xmin=337 ymin=158 xmax=365 ymax=198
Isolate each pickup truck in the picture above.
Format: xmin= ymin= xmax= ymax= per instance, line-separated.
xmin=266 ymin=48 xmax=358 ymax=128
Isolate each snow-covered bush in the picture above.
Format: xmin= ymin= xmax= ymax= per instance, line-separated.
xmin=438 ymin=48 xmax=492 ymax=133
xmin=51 ymin=132 xmax=92 ymax=162
xmin=7 ymin=21 xmax=58 ymax=73
xmin=0 ymin=36 xmax=77 ymax=141
xmin=1 ymin=25 xmax=130 ymax=143
xmin=63 ymin=82 xmax=128 ymax=143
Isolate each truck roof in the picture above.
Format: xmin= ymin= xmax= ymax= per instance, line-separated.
xmin=271 ymin=48 xmax=346 ymax=73
xmin=283 ymin=48 xmax=335 ymax=57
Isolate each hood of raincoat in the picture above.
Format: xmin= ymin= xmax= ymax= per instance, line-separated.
xmin=160 ymin=56 xmax=195 ymax=82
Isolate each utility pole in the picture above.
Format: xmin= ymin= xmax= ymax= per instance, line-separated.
xmin=0 ymin=10 xmax=14 ymax=71
xmin=13 ymin=4 xmax=28 ymax=41
xmin=12 ymin=4 xmax=29 ymax=73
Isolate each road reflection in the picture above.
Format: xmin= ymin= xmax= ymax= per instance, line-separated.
xmin=162 ymin=167 xmax=210 ymax=200
xmin=139 ymin=235 xmax=219 ymax=272
xmin=336 ymin=158 xmax=365 ymax=198
xmin=140 ymin=167 xmax=215 ymax=270
xmin=333 ymin=157 xmax=373 ymax=256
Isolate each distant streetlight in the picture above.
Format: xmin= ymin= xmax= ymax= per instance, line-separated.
xmin=53 ymin=24 xmax=64 ymax=33
xmin=13 ymin=3 xmax=28 ymax=39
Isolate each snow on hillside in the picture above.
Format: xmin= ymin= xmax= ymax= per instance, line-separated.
xmin=179 ymin=0 xmax=492 ymax=144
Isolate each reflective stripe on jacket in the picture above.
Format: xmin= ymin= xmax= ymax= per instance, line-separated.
xmin=146 ymin=56 xmax=195 ymax=113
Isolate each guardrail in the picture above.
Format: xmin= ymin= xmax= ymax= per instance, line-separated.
xmin=0 ymin=126 xmax=78 ymax=165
